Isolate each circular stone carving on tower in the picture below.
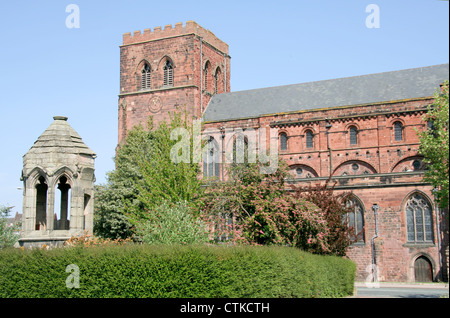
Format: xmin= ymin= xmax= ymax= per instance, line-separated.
xmin=148 ymin=96 xmax=163 ymax=113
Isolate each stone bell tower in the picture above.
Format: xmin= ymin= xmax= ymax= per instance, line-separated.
xmin=118 ymin=21 xmax=230 ymax=144
xmin=19 ymin=116 xmax=96 ymax=248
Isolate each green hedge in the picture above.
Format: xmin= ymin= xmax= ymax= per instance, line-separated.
xmin=0 ymin=245 xmax=355 ymax=298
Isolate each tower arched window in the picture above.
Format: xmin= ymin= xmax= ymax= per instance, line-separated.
xmin=141 ymin=63 xmax=151 ymax=89
xmin=163 ymin=60 xmax=174 ymax=87
xmin=204 ymin=62 xmax=210 ymax=92
xmin=394 ymin=122 xmax=403 ymax=141
xmin=214 ymin=67 xmax=222 ymax=94
xmin=279 ymin=132 xmax=288 ymax=151
xmin=349 ymin=126 xmax=358 ymax=145
xmin=306 ymin=130 xmax=314 ymax=149
xmin=406 ymin=193 xmax=433 ymax=243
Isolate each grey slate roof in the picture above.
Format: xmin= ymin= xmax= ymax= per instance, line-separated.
xmin=202 ymin=63 xmax=449 ymax=122
xmin=25 ymin=116 xmax=96 ymax=157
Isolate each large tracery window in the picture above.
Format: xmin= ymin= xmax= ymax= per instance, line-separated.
xmin=344 ymin=197 xmax=365 ymax=243
xmin=406 ymin=193 xmax=433 ymax=243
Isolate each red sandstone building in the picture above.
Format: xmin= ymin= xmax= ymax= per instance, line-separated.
xmin=118 ymin=21 xmax=449 ymax=282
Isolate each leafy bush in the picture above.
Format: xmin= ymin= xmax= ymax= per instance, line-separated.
xmin=135 ymin=201 xmax=210 ymax=245
xmin=0 ymin=245 xmax=355 ymax=298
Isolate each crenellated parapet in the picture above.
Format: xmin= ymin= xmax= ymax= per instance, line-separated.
xmin=122 ymin=21 xmax=229 ymax=54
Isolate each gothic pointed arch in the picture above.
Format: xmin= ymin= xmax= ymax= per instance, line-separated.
xmin=344 ymin=195 xmax=365 ymax=243
xmin=135 ymin=59 xmax=152 ymax=90
xmin=155 ymin=55 xmax=175 ymax=88
xmin=402 ymin=191 xmax=434 ymax=243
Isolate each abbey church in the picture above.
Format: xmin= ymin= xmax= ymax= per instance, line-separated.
xmin=118 ymin=21 xmax=449 ymax=282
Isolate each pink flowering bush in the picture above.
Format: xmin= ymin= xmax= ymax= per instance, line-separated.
xmin=201 ymin=161 xmax=351 ymax=255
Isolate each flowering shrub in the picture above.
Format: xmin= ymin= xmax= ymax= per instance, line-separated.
xmin=201 ymin=162 xmax=351 ymax=255
xmin=290 ymin=180 xmax=354 ymax=256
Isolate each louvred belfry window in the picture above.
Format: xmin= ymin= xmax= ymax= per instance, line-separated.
xmin=163 ymin=60 xmax=173 ymax=87
xmin=141 ymin=64 xmax=151 ymax=89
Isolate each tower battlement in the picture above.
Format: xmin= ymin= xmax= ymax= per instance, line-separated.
xmin=122 ymin=21 xmax=229 ymax=54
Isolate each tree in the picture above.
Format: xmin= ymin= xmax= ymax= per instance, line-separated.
xmin=94 ymin=122 xmax=153 ymax=239
xmin=94 ymin=110 xmax=204 ymax=239
xmin=0 ymin=206 xmax=19 ymax=249
xmin=123 ymin=111 xmax=203 ymax=226
xmin=418 ymin=80 xmax=449 ymax=208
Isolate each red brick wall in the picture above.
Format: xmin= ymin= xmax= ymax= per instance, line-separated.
xmin=203 ymin=97 xmax=447 ymax=282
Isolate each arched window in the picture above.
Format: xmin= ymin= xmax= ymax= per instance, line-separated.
xmin=349 ymin=126 xmax=358 ymax=145
xmin=306 ymin=130 xmax=314 ymax=149
xmin=204 ymin=62 xmax=210 ymax=92
xmin=214 ymin=67 xmax=222 ymax=94
xmin=406 ymin=193 xmax=433 ymax=243
xmin=233 ymin=135 xmax=249 ymax=164
xmin=141 ymin=63 xmax=151 ymax=89
xmin=203 ymin=137 xmax=220 ymax=178
xmin=163 ymin=60 xmax=173 ymax=87
xmin=279 ymin=132 xmax=288 ymax=151
xmin=35 ymin=176 xmax=48 ymax=231
xmin=394 ymin=122 xmax=403 ymax=141
xmin=54 ymin=176 xmax=71 ymax=230
xmin=345 ymin=197 xmax=365 ymax=243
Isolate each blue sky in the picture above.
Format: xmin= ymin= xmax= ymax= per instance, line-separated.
xmin=0 ymin=0 xmax=448 ymax=215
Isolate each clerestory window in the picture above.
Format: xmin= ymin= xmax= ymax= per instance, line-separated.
xmin=394 ymin=122 xmax=403 ymax=141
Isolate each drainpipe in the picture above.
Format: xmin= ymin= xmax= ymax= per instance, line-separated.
xmin=371 ymin=203 xmax=380 ymax=282
xmin=432 ymin=187 xmax=443 ymax=281
xmin=325 ymin=121 xmax=332 ymax=176
xmin=200 ymin=37 xmax=203 ymax=115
